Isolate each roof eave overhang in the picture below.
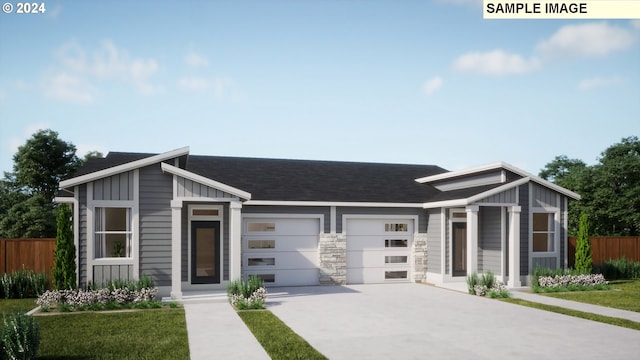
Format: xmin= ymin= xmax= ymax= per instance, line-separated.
xmin=59 ymin=146 xmax=190 ymax=189
xmin=422 ymin=176 xmax=531 ymax=209
xmin=161 ymin=162 xmax=252 ymax=200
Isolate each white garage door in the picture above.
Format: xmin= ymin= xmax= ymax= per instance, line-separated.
xmin=242 ymin=217 xmax=320 ymax=286
xmin=346 ymin=218 xmax=413 ymax=284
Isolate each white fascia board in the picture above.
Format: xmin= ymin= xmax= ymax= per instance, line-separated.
xmin=60 ymin=147 xmax=190 ymax=189
xmin=244 ymin=200 xmax=425 ymax=208
xmin=466 ymin=177 xmax=530 ymax=203
xmin=422 ymin=199 xmax=467 ymax=209
xmin=415 ymin=161 xmax=581 ymax=200
xmin=161 ymin=162 xmax=251 ymax=200
xmin=54 ymin=196 xmax=75 ymax=204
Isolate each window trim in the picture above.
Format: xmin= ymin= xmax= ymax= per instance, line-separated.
xmin=94 ymin=207 xmax=133 ymax=259
xmin=531 ymin=207 xmax=559 ymax=255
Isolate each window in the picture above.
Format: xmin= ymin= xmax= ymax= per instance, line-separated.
xmin=255 ymin=274 xmax=275 ymax=283
xmin=533 ymin=212 xmax=555 ymax=252
xmin=385 ymin=271 xmax=408 ymax=279
xmin=248 ymin=223 xmax=276 ymax=232
xmin=385 ymin=239 xmax=408 ymax=248
xmin=248 ymin=240 xmax=275 ymax=249
xmin=192 ymin=209 xmax=219 ymax=216
xmin=385 ymin=256 xmax=408 ymax=264
xmin=95 ymin=207 xmax=132 ymax=258
xmin=248 ymin=258 xmax=275 ymax=266
xmin=385 ymin=223 xmax=408 ymax=232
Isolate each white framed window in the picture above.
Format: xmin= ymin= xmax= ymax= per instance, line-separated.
xmin=385 ymin=223 xmax=408 ymax=232
xmin=532 ymin=212 xmax=556 ymax=253
xmin=247 ymin=222 xmax=276 ymax=232
xmin=95 ymin=207 xmax=132 ymax=258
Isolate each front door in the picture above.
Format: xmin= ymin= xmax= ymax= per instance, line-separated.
xmin=191 ymin=221 xmax=220 ymax=284
xmin=452 ymin=222 xmax=467 ymax=276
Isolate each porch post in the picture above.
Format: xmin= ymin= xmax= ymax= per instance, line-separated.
xmin=229 ymin=201 xmax=243 ymax=281
xmin=170 ymin=200 xmax=183 ymax=300
xmin=466 ymin=205 xmax=479 ymax=275
xmin=508 ymin=206 xmax=522 ymax=288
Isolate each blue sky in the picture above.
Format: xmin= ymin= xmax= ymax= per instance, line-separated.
xmin=1 ymin=0 xmax=638 ymax=177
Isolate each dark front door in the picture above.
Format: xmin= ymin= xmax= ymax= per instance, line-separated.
xmin=191 ymin=221 xmax=220 ymax=284
xmin=452 ymin=222 xmax=467 ymax=277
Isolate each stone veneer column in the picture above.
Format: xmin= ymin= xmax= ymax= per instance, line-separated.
xmin=319 ymin=233 xmax=347 ymax=285
xmin=412 ymin=233 xmax=428 ymax=282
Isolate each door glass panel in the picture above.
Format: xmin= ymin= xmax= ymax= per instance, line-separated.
xmin=453 ymin=222 xmax=467 ymax=276
xmin=195 ymin=228 xmax=215 ymax=277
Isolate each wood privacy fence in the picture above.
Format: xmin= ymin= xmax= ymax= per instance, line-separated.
xmin=0 ymin=238 xmax=56 ymax=276
xmin=568 ymin=236 xmax=640 ymax=266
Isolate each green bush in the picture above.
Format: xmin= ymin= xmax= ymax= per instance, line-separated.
xmin=0 ymin=269 xmax=49 ymax=299
xmin=1 ymin=312 xmax=40 ymax=360
xmin=227 ymin=276 xmax=267 ymax=309
xmin=52 ymin=203 xmax=77 ymax=290
xmin=596 ymin=258 xmax=640 ymax=280
xmin=574 ymin=213 xmax=592 ymax=274
xmin=466 ymin=272 xmax=479 ymax=294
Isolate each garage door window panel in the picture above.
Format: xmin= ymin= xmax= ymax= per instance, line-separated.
xmin=385 ymin=239 xmax=408 ymax=248
xmin=385 ymin=223 xmax=408 ymax=232
xmin=385 ymin=271 xmax=408 ymax=279
xmin=247 ymin=222 xmax=276 ymax=232
xmin=385 ymin=255 xmax=408 ymax=264
xmin=248 ymin=240 xmax=276 ymax=249
xmin=248 ymin=258 xmax=275 ymax=266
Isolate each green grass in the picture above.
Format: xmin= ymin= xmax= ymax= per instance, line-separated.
xmin=36 ymin=308 xmax=189 ymax=360
xmin=540 ymin=279 xmax=640 ymax=312
xmin=0 ymin=298 xmax=38 ymax=314
xmin=238 ymin=310 xmax=327 ymax=360
xmin=503 ymin=298 xmax=640 ymax=331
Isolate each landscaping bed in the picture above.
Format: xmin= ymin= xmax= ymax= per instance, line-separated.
xmin=541 ymin=279 xmax=640 ymax=313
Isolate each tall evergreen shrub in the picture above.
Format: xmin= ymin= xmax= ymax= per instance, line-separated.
xmin=52 ymin=204 xmax=76 ymax=290
xmin=574 ymin=213 xmax=592 ymax=274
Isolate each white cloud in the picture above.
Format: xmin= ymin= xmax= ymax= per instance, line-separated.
xmin=185 ymin=52 xmax=209 ymax=67
xmin=421 ymin=76 xmax=443 ymax=95
xmin=43 ymin=72 xmax=95 ymax=104
xmin=212 ymin=77 xmax=235 ymax=99
xmin=452 ymin=50 xmax=539 ymax=75
xmin=45 ymin=39 xmax=162 ymax=102
xmin=577 ymin=76 xmax=623 ymax=91
xmin=536 ymin=22 xmax=635 ymax=59
xmin=177 ymin=76 xmax=210 ymax=92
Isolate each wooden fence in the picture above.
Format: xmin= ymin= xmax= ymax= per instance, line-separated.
xmin=568 ymin=236 xmax=640 ymax=266
xmin=0 ymin=238 xmax=56 ymax=276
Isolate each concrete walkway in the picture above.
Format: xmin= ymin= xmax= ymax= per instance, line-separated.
xmin=183 ymin=302 xmax=269 ymax=360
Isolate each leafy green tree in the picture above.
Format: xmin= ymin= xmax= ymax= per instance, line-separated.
xmin=574 ymin=213 xmax=592 ymax=274
xmin=0 ymin=129 xmax=80 ymax=238
xmin=52 ymin=204 xmax=76 ymax=289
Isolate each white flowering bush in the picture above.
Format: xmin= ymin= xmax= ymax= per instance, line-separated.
xmin=467 ymin=271 xmax=510 ymax=298
xmin=36 ymin=276 xmax=159 ymax=312
xmin=227 ymin=276 xmax=267 ymax=310
xmin=537 ymin=274 xmax=608 ymax=288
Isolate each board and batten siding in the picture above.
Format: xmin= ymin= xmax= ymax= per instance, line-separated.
xmin=477 ymin=188 xmax=517 ymax=204
xmin=243 ymin=205 xmax=331 ymax=234
xmin=532 ymin=257 xmax=557 ymax=269
xmin=93 ymin=265 xmax=133 ymax=285
xmin=425 ymin=209 xmax=442 ymax=274
xmin=177 ymin=177 xmax=237 ymax=198
xmin=532 ymin=183 xmax=558 ymax=208
xmin=479 ymin=207 xmax=502 ymax=275
xmin=92 ymin=171 xmax=134 ymax=201
xmin=336 ymin=207 xmax=426 ymax=233
xmin=139 ymin=165 xmax=173 ymax=287
xmin=78 ymin=184 xmax=88 ymax=286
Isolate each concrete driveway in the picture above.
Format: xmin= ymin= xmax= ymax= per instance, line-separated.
xmin=267 ymin=283 xmax=639 ymax=360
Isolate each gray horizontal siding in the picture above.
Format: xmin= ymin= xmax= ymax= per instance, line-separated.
xmin=478 ymin=188 xmax=517 ymax=204
xmin=139 ymin=165 xmax=173 ymax=286
xmin=93 ymin=265 xmax=133 ymax=286
xmin=479 ymin=207 xmax=502 ymax=275
xmin=336 ymin=207 xmax=427 ymax=233
xmin=425 ymin=209 xmax=442 ymax=274
xmin=432 ymin=170 xmax=503 ymax=191
xmin=93 ymin=171 xmax=134 ymax=201
xmin=177 ymin=177 xmax=238 ymax=199
xmin=243 ymin=205 xmax=331 ymax=234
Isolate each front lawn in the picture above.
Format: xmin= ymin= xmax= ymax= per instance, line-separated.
xmin=0 ymin=298 xmax=38 ymax=314
xmin=36 ymin=308 xmax=189 ymax=360
xmin=238 ymin=310 xmax=327 ymax=360
xmin=541 ymin=279 xmax=640 ymax=312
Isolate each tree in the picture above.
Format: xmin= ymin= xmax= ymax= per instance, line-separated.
xmin=0 ymin=129 xmax=81 ymax=238
xmin=52 ymin=204 xmax=76 ymax=289
xmin=539 ymin=136 xmax=640 ymax=236
xmin=574 ymin=213 xmax=592 ymax=274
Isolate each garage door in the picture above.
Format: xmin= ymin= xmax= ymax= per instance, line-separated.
xmin=242 ymin=217 xmax=320 ymax=286
xmin=346 ymin=218 xmax=413 ymax=284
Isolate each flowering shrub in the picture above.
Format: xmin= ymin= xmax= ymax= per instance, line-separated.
xmin=36 ymin=286 xmax=158 ymax=312
xmin=467 ymin=271 xmax=510 ymax=298
xmin=227 ymin=276 xmax=267 ymax=310
xmin=537 ymin=274 xmax=608 ymax=288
